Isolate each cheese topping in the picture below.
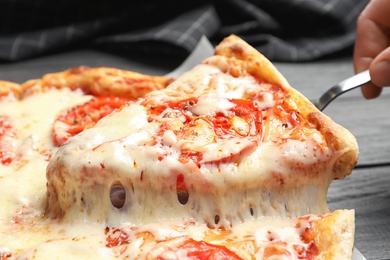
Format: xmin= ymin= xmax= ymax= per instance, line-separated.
xmin=189 ymin=96 xmax=236 ymax=115
xmin=0 ymin=88 xmax=95 ymax=259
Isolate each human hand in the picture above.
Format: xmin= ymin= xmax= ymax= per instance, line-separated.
xmin=353 ymin=0 xmax=390 ymax=99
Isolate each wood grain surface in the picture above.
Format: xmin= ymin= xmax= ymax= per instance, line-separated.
xmin=0 ymin=48 xmax=389 ymax=259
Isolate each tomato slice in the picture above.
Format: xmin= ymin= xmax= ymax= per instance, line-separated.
xmin=296 ymin=216 xmax=319 ymax=260
xmin=53 ymin=96 xmax=130 ymax=146
xmin=0 ymin=115 xmax=16 ymax=166
xmin=105 ymin=227 xmax=129 ymax=248
xmin=149 ymin=98 xmax=262 ymax=166
xmin=158 ymin=238 xmax=242 ymax=260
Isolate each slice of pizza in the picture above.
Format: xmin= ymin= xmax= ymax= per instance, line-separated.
xmin=0 ymin=35 xmax=358 ymax=259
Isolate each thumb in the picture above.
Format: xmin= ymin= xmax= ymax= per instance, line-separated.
xmin=370 ymin=46 xmax=390 ymax=87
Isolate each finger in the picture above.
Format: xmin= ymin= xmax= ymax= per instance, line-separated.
xmin=353 ymin=0 xmax=390 ymax=99
xmin=361 ymin=82 xmax=382 ymax=99
xmin=353 ymin=0 xmax=390 ymax=74
xmin=370 ymin=46 xmax=390 ymax=87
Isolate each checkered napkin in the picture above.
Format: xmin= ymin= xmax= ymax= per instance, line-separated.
xmin=0 ymin=0 xmax=368 ymax=62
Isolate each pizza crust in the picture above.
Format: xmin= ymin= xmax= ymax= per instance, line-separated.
xmin=21 ymin=66 xmax=174 ymax=99
xmin=309 ymin=209 xmax=355 ymax=259
xmin=0 ymin=80 xmax=22 ymax=100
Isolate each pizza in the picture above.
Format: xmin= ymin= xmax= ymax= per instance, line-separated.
xmin=0 ymin=35 xmax=358 ymax=259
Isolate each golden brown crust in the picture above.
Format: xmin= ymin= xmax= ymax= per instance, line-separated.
xmin=21 ymin=66 xmax=174 ymax=99
xmin=307 ymin=113 xmax=359 ymax=180
xmin=214 ymin=34 xmax=358 ymax=180
xmin=309 ymin=209 xmax=355 ymax=260
xmin=0 ymin=80 xmax=22 ymax=100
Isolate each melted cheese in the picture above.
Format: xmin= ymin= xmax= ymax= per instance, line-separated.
xmin=0 ymin=89 xmax=91 ymax=201
xmin=190 ymin=96 xmax=236 ymax=115
xmin=146 ymin=64 xmax=262 ymax=102
xmin=0 ymin=88 xmax=92 ymax=259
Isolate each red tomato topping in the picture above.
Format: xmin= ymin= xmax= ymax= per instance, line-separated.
xmin=0 ymin=252 xmax=13 ymax=260
xmin=105 ymin=228 xmax=129 ymax=248
xmin=157 ymin=238 xmax=242 ymax=260
xmin=303 ymin=242 xmax=318 ymax=260
xmin=53 ymin=96 xmax=130 ymax=146
xmin=148 ymin=98 xmax=262 ymax=166
xmin=0 ymin=115 xmax=16 ymax=165
xmin=295 ymin=216 xmax=319 ymax=260
xmin=176 ymin=173 xmax=187 ymax=193
xmin=149 ymin=98 xmax=261 ymax=138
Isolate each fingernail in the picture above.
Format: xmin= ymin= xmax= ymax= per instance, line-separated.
xmin=361 ymin=83 xmax=382 ymax=99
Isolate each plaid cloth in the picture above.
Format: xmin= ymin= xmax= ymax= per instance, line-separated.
xmin=0 ymin=0 xmax=368 ymax=62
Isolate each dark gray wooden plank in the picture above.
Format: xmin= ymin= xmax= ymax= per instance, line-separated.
xmin=328 ymin=166 xmax=390 ymax=260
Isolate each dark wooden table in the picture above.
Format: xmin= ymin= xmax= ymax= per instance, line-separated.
xmin=0 ymin=47 xmax=389 ymax=260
